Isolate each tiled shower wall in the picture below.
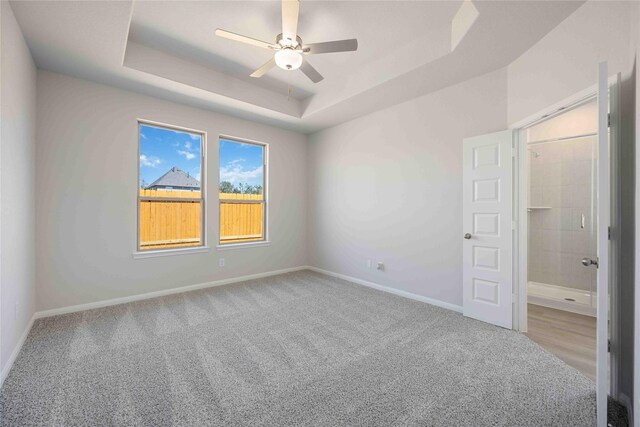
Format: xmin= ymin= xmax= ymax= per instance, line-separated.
xmin=527 ymin=136 xmax=597 ymax=292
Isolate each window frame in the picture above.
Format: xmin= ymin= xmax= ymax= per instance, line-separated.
xmin=217 ymin=135 xmax=268 ymax=248
xmin=135 ymin=119 xmax=207 ymax=256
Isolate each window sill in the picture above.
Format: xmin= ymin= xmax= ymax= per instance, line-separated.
xmin=216 ymin=241 xmax=271 ymax=251
xmin=133 ymin=246 xmax=210 ymax=259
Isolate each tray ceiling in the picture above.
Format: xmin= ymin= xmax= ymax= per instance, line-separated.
xmin=10 ymin=1 xmax=583 ymax=133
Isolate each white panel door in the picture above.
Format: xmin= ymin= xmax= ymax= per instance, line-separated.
xmin=594 ymin=61 xmax=610 ymax=427
xmin=462 ymin=130 xmax=513 ymax=329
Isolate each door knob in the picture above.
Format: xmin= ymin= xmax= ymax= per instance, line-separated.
xmin=581 ymin=257 xmax=598 ymax=267
xmin=464 ymin=233 xmax=472 ymax=240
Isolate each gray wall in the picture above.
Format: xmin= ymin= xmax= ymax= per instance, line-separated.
xmin=507 ymin=1 xmax=633 ymax=125
xmin=307 ymin=69 xmax=508 ymax=307
xmin=307 ymin=0 xmax=638 ymax=411
xmin=619 ymin=58 xmax=636 ymax=418
xmin=5 ymin=0 xmax=640 ymax=417
xmin=527 ymin=137 xmax=597 ymax=293
xmin=631 ymin=0 xmax=640 ymax=418
xmin=0 ymin=2 xmax=37 ymax=377
xmin=35 ymin=71 xmax=308 ymax=311
xmin=507 ymin=0 xmax=637 ymax=408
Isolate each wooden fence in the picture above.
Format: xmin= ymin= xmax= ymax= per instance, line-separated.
xmin=219 ymin=193 xmax=264 ymax=243
xmin=138 ymin=190 xmax=263 ymax=249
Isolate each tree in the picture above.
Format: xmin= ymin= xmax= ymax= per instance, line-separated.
xmin=219 ymin=181 xmax=263 ymax=194
xmin=219 ymin=181 xmax=235 ymax=193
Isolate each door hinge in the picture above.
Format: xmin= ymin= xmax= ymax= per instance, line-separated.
xmin=608 ymin=113 xmax=611 ymax=128
xmin=608 ymin=339 xmax=611 ymax=353
xmin=608 ymin=226 xmax=611 ymax=240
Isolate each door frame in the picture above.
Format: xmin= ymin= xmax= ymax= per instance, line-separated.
xmin=510 ymin=86 xmax=599 ymax=333
xmin=509 ymin=77 xmax=621 ymax=397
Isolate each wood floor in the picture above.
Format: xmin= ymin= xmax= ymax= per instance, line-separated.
xmin=524 ymin=304 xmax=596 ymax=381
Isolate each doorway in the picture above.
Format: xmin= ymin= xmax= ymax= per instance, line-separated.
xmin=519 ymin=97 xmax=600 ymax=380
xmin=463 ymin=63 xmax=617 ymax=426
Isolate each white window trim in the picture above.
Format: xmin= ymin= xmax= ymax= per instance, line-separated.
xmin=218 ymin=135 xmax=269 ymax=246
xmin=216 ymin=241 xmax=271 ymax=251
xmin=135 ymin=119 xmax=207 ymax=257
xmin=133 ymin=246 xmax=211 ymax=259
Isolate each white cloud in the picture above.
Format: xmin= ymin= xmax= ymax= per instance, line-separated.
xmin=176 ymin=141 xmax=197 ymax=160
xmin=140 ymin=154 xmax=161 ymax=168
xmin=172 ymin=129 xmax=200 ymax=141
xmin=220 ymin=164 xmax=262 ymax=184
xmin=177 ymin=150 xmax=196 ymax=160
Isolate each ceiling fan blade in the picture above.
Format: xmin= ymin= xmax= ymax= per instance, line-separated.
xmin=250 ymin=57 xmax=277 ymax=78
xmin=281 ymin=0 xmax=299 ymax=44
xmin=300 ymin=60 xmax=323 ymax=83
xmin=215 ymin=29 xmax=275 ymax=50
xmin=302 ymin=39 xmax=358 ymax=54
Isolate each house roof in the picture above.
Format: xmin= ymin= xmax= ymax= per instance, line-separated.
xmin=146 ymin=167 xmax=200 ymax=189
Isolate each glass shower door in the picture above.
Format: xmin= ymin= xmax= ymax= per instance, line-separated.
xmin=526 ymin=99 xmax=598 ymax=315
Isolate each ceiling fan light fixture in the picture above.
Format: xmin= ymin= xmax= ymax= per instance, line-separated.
xmin=216 ymin=0 xmax=358 ymax=82
xmin=275 ymin=48 xmax=302 ymax=70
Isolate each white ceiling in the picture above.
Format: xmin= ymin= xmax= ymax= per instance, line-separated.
xmin=129 ymin=1 xmax=460 ymax=99
xmin=10 ymin=1 xmax=583 ymax=133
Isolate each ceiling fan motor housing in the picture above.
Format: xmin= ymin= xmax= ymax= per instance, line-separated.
xmin=274 ymin=33 xmax=303 ymax=70
xmin=215 ymin=0 xmax=357 ymax=83
xmin=276 ymin=33 xmax=303 ymax=49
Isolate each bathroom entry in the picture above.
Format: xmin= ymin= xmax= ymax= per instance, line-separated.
xmin=526 ymin=98 xmax=598 ymax=319
xmin=463 ymin=63 xmax=614 ymax=425
xmin=524 ymin=98 xmax=599 ymax=380
xmin=517 ymin=64 xmax=618 ymax=427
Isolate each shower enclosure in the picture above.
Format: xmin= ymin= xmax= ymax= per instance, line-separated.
xmin=526 ymin=99 xmax=598 ymax=316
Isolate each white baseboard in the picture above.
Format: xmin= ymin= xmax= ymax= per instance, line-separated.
xmin=307 ymin=267 xmax=463 ymax=313
xmin=3 ymin=265 xmax=459 ymax=388
xmin=1 ymin=266 xmax=308 ymax=386
xmin=34 ymin=266 xmax=309 ymax=319
xmin=1 ymin=314 xmax=36 ymax=388
xmin=2 ymin=266 xmax=308 ymax=387
xmin=34 ymin=265 xmax=463 ymax=320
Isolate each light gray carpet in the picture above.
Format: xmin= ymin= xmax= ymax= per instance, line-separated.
xmin=1 ymin=270 xmax=595 ymax=426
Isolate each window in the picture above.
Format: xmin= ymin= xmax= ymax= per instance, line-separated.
xmin=138 ymin=122 xmax=205 ymax=251
xmin=219 ymin=137 xmax=266 ymax=245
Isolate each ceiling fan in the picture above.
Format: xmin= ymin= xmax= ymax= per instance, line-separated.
xmin=215 ymin=0 xmax=358 ymax=83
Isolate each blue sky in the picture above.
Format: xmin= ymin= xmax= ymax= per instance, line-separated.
xmin=219 ymin=139 xmax=264 ymax=187
xmin=139 ymin=124 xmax=201 ymax=188
xmin=139 ymin=125 xmax=264 ymax=188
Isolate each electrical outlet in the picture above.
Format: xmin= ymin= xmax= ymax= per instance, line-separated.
xmin=219 ymin=258 xmax=225 ymax=267
xmin=366 ymin=259 xmax=372 ymax=269
xmin=377 ymin=262 xmax=384 ymax=271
